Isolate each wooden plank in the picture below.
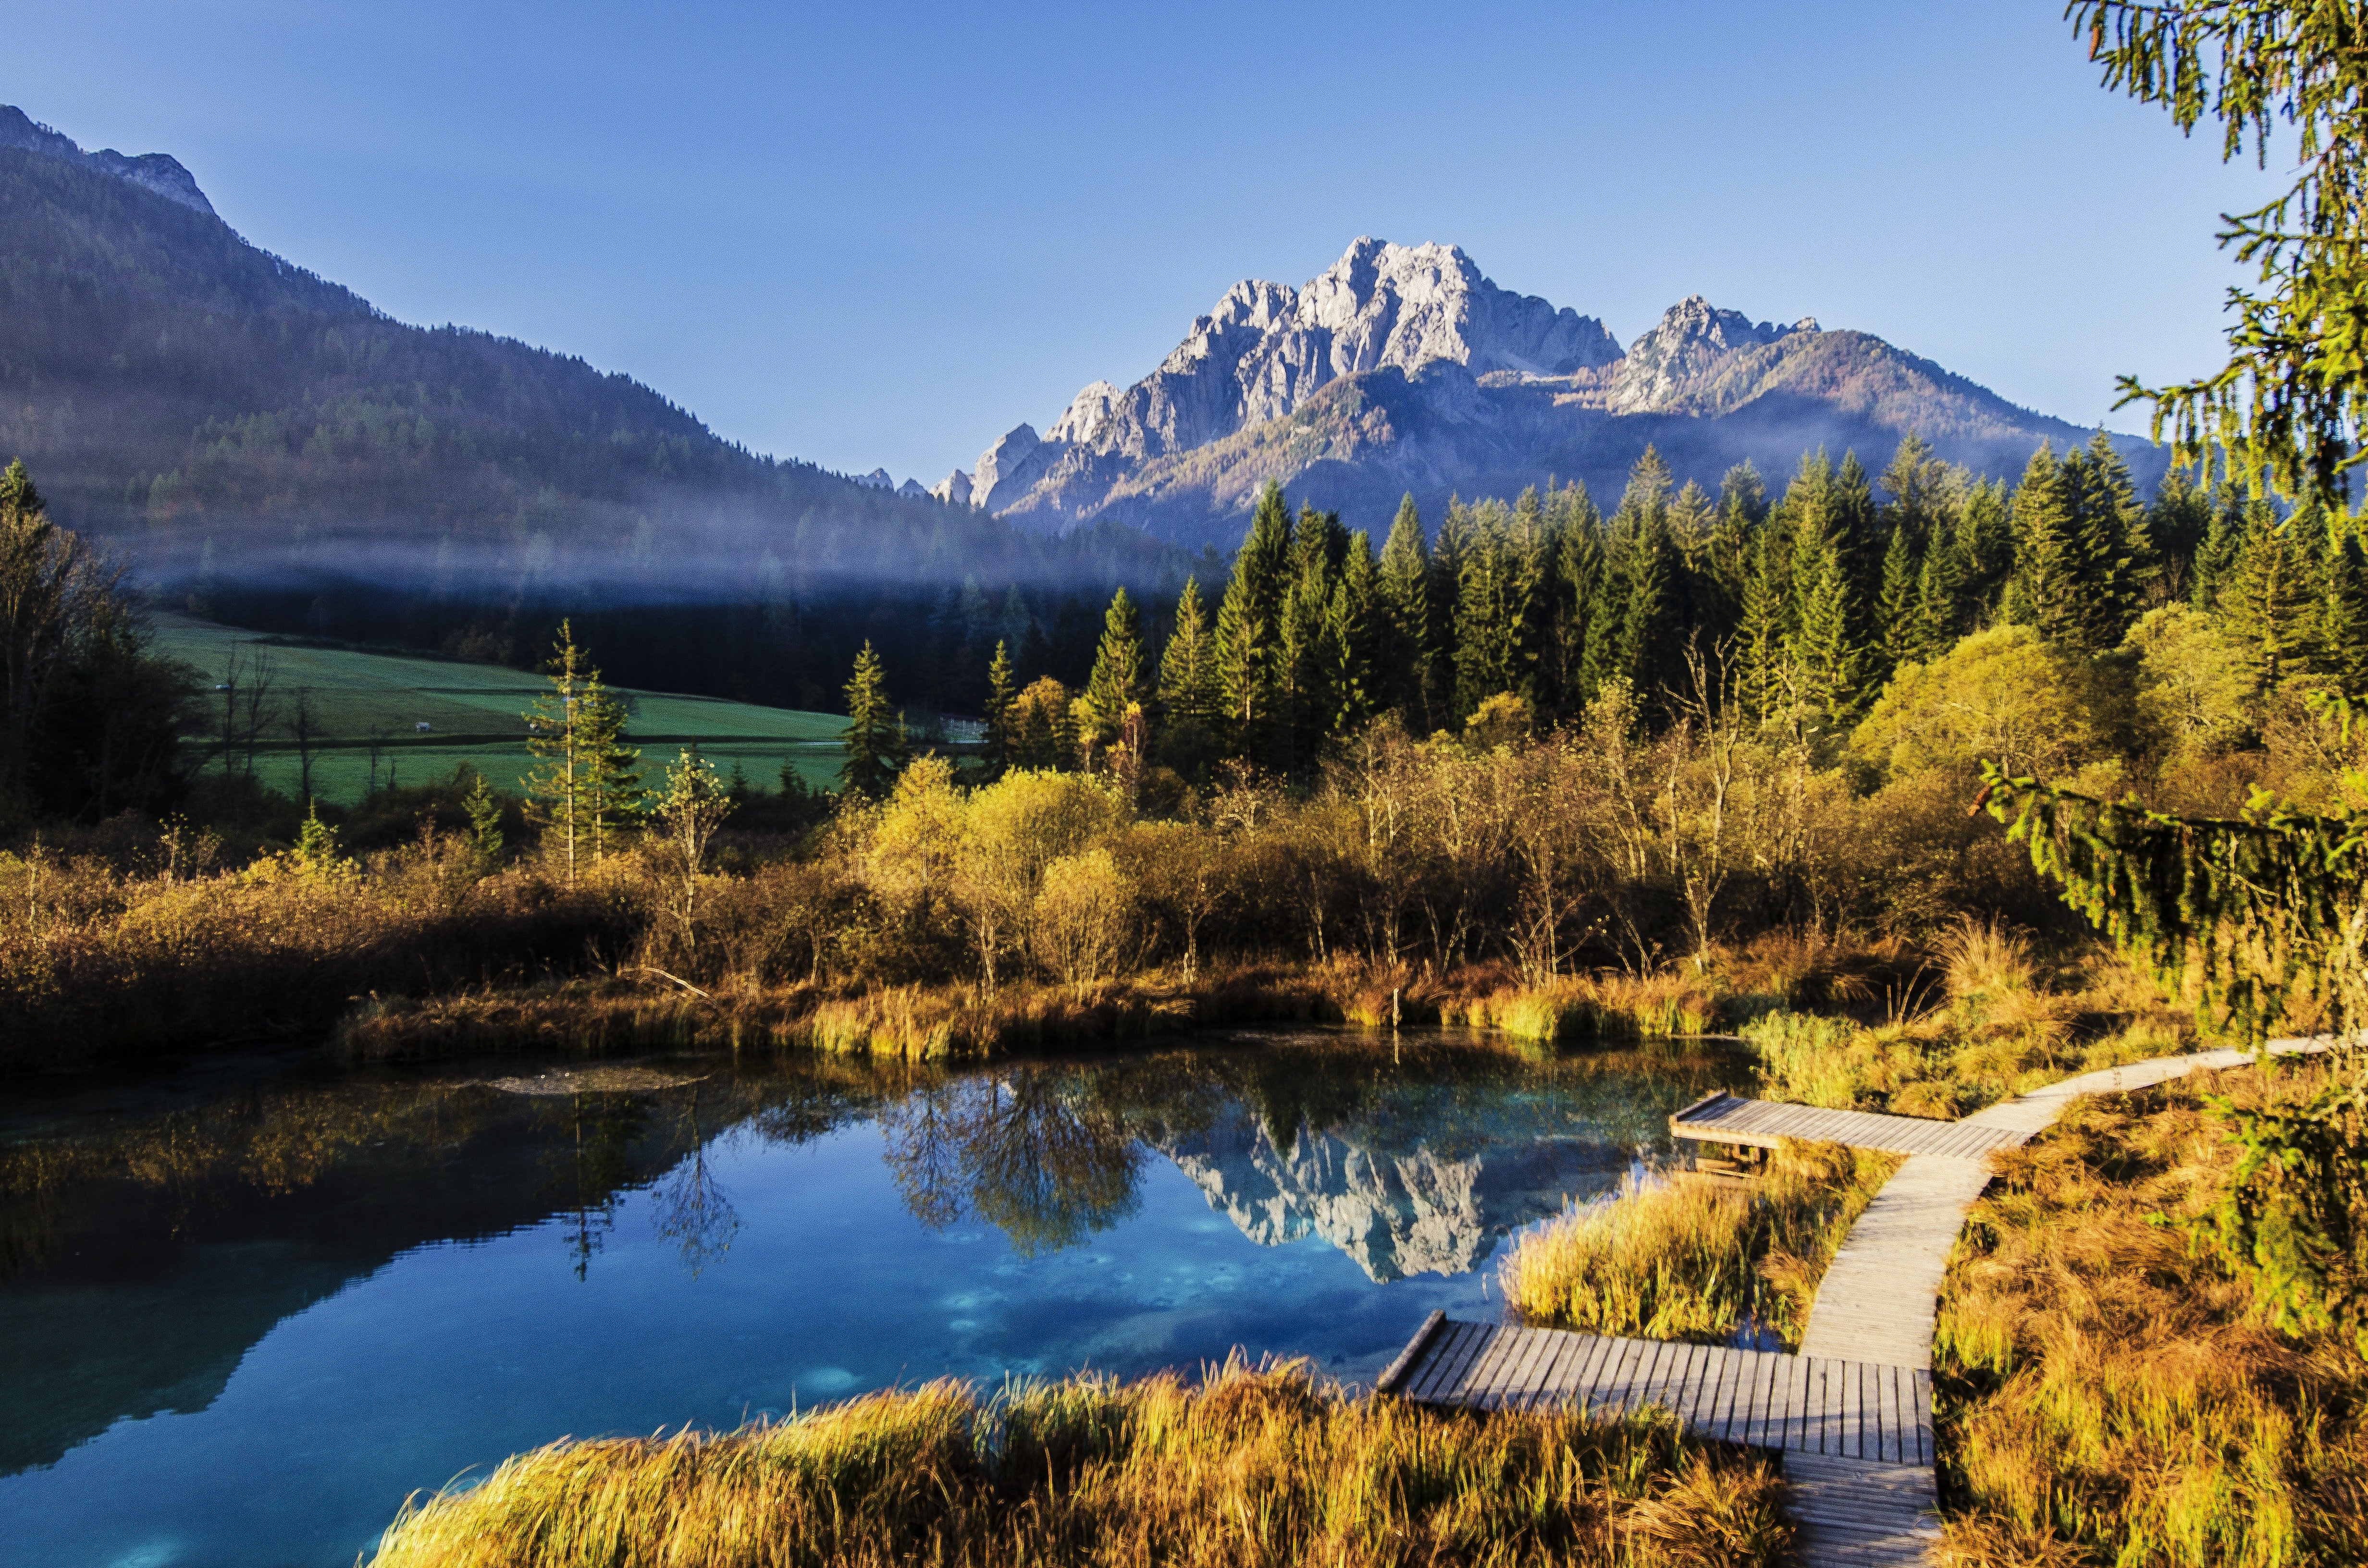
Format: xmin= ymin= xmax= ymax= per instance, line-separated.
xmin=1397 ymin=1321 xmax=1453 ymax=1402
xmin=1471 ymin=1326 xmax=1526 ymax=1409
xmin=1493 ymin=1328 xmax=1551 ymax=1410
xmin=1781 ymin=1350 xmax=1810 ymax=1453
xmin=1375 ymin=1310 xmax=1445 ymax=1395
xmin=1598 ymin=1335 xmax=1646 ymax=1417
xmin=1886 ymin=1364 xmax=1908 ymax=1465
xmin=1529 ymin=1330 xmax=1583 ymax=1412
xmin=1409 ymin=1322 xmax=1483 ymax=1403
xmin=1454 ymin=1325 xmax=1515 ymax=1407
xmin=1402 ymin=1321 xmax=1471 ymax=1402
xmin=1576 ymin=1331 xmax=1624 ymax=1413
xmin=1549 ymin=1331 xmax=1595 ymax=1411
xmin=1714 ymin=1355 xmax=1752 ymax=1449
xmin=1911 ymin=1370 xmax=1934 ymax=1469
xmin=1740 ymin=1350 xmax=1776 ymax=1446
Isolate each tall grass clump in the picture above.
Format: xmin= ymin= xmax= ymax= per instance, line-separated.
xmin=1460 ymin=974 xmax=1723 ymax=1044
xmin=1935 ymin=1064 xmax=2368 ymax=1567
xmin=1739 ymin=920 xmax=2194 ymax=1119
xmin=367 ymin=1360 xmax=1793 ymax=1568
xmin=1502 ymin=1140 xmax=1898 ymax=1347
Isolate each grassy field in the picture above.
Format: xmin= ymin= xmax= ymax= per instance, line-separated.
xmin=151 ymin=614 xmax=849 ymax=805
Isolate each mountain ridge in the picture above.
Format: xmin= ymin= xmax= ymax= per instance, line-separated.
xmin=940 ymin=241 xmax=2145 ymax=547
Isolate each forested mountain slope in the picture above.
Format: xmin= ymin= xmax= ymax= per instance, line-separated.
xmin=0 ymin=114 xmax=1160 ymax=601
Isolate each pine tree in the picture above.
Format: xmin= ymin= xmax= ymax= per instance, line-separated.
xmin=578 ymin=671 xmax=643 ymax=862
xmin=2190 ymin=486 xmax=2250 ymax=611
xmin=1696 ymin=463 xmax=1763 ymax=645
xmin=2004 ymin=444 xmax=2084 ymax=645
xmin=1551 ymin=483 xmax=1606 ymax=714
xmin=1830 ymin=450 xmax=1882 ymax=611
xmin=1213 ymin=483 xmax=1294 ymax=756
xmin=839 ymin=640 xmax=906 ymax=797
xmin=1908 ymin=544 xmax=1958 ymax=666
xmin=1157 ymin=578 xmax=1221 ymax=729
xmin=1956 ymin=478 xmax=2015 ymax=619
xmin=2324 ymin=527 xmax=2368 ymax=694
xmin=522 ymin=620 xmax=592 ymax=887
xmin=1429 ymin=499 xmax=1471 ymax=721
xmin=1736 ymin=523 xmax=1795 ymax=723
xmin=2068 ymin=429 xmax=2158 ymax=649
xmin=982 ymin=639 xmax=1017 ymax=779
xmin=1325 ymin=534 xmax=1383 ymax=735
xmin=1377 ymin=495 xmax=1437 ymax=729
xmin=2218 ymin=508 xmax=2319 ymax=692
xmin=2146 ymin=465 xmax=2214 ymax=602
xmin=1277 ymin=508 xmax=1344 ymax=766
xmin=1787 ymin=506 xmax=1864 ymax=731
xmin=1081 ymin=587 xmax=1144 ymax=746
xmin=1875 ymin=521 xmax=1921 ymax=678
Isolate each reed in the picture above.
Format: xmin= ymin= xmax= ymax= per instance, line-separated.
xmin=1501 ymin=1140 xmax=1898 ymax=1347
xmin=1934 ymin=1063 xmax=2368 ymax=1567
xmin=366 ymin=1360 xmax=1793 ymax=1568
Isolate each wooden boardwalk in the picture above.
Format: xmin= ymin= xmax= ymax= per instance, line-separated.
xmin=1669 ymin=1090 xmax=2026 ymax=1161
xmin=1380 ymin=1313 xmax=1935 ymax=1465
xmin=1374 ymin=1038 xmax=2339 ymax=1566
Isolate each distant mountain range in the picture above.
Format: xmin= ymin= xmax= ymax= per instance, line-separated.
xmin=937 ymin=238 xmax=2157 ymax=548
xmin=0 ymin=107 xmax=2156 ymax=585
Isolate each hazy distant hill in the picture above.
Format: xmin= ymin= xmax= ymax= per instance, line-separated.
xmin=0 ymin=109 xmax=1159 ymax=599
xmin=941 ymin=240 xmax=2160 ymax=548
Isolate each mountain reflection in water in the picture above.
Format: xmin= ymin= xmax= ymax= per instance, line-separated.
xmin=0 ymin=1031 xmax=1722 ymax=1568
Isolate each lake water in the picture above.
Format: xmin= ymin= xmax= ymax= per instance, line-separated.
xmin=0 ymin=1030 xmax=1726 ymax=1568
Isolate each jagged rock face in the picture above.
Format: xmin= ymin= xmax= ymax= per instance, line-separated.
xmin=853 ymin=467 xmax=896 ymax=490
xmin=0 ymin=106 xmax=214 ymax=216
xmin=1157 ymin=1106 xmax=1631 ymax=1283
xmin=930 ymin=469 xmax=974 ymax=507
xmin=972 ymin=239 xmax=1619 ymax=522
xmin=1051 ymin=239 xmax=1617 ymax=464
xmin=1606 ymin=295 xmax=1817 ymax=415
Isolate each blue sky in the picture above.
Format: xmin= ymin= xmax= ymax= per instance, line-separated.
xmin=19 ymin=1 xmax=2282 ymax=487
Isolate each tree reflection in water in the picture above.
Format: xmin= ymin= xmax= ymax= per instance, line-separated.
xmin=649 ymin=1086 xmax=741 ymax=1276
xmin=881 ymin=1069 xmax=1143 ymax=1256
xmin=538 ymin=1093 xmax=650 ymax=1280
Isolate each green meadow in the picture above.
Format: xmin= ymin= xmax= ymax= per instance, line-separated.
xmin=150 ymin=613 xmax=849 ymax=805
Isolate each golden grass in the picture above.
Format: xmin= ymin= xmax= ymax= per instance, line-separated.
xmin=1500 ymin=1140 xmax=1898 ymax=1348
xmin=367 ymin=1361 xmax=1793 ymax=1568
xmin=1454 ymin=975 xmax=1724 ymax=1044
xmin=1934 ymin=1063 xmax=2368 ymax=1567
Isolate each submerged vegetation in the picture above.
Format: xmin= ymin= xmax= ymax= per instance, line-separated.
xmin=365 ymin=1362 xmax=1793 ymax=1568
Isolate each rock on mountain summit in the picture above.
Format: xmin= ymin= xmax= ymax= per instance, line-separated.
xmin=940 ymin=239 xmax=1621 ymax=519
xmin=0 ymin=106 xmax=213 ymax=215
xmin=943 ymin=238 xmax=2137 ymax=549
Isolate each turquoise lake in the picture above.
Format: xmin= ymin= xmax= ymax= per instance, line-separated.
xmin=0 ymin=1031 xmax=1726 ymax=1567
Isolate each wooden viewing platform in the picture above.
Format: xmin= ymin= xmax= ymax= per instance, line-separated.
xmin=1668 ymin=1090 xmax=2027 ymax=1162
xmin=1379 ymin=1313 xmax=1935 ymax=1465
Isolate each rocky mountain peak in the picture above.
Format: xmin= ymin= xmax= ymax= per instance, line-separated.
xmin=1606 ymin=295 xmax=1817 ymax=415
xmin=947 ymin=238 xmax=1620 ymax=512
xmin=0 ymin=106 xmax=215 ymax=217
